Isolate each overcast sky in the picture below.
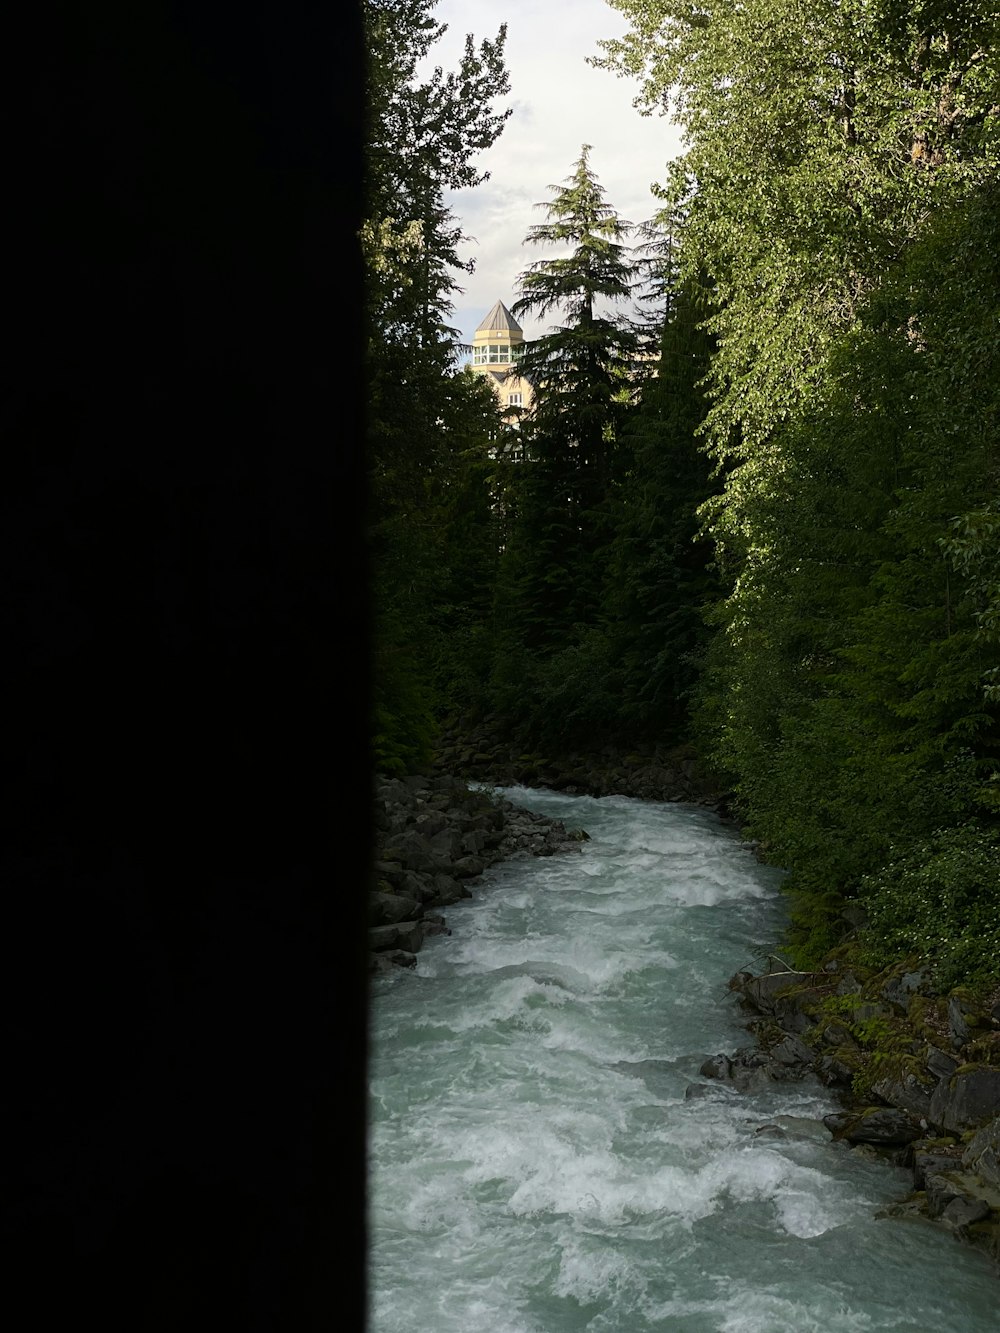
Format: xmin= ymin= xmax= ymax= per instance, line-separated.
xmin=416 ymin=0 xmax=685 ymax=350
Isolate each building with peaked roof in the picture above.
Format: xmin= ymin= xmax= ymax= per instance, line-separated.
xmin=468 ymin=299 xmax=534 ymax=426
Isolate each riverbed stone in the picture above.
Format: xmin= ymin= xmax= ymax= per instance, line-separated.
xmin=699 ymin=1053 xmax=733 ymax=1080
xmin=826 ymin=1106 xmax=925 ymax=1146
xmin=369 ymin=921 xmax=425 ymax=954
xmin=369 ymin=892 xmax=423 ymax=927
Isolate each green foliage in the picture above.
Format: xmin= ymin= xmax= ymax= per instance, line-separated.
xmin=857 ymin=826 xmax=1000 ymax=990
xmin=485 ymin=148 xmax=643 ymax=743
xmin=602 ymin=264 xmax=720 ymax=740
xmin=365 ymin=1 xmax=511 ymax=770
xmin=598 ymin=1 xmax=999 ymax=985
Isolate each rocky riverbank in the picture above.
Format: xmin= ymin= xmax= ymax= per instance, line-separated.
xmin=695 ymin=955 xmax=1000 ymax=1266
xmin=369 ymin=746 xmax=1000 ymax=1271
xmin=369 ymin=771 xmax=589 ymax=974
xmin=433 ymin=720 xmax=731 ymax=812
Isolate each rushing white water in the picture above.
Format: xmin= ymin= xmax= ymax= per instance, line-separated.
xmin=367 ymin=788 xmax=998 ymax=1332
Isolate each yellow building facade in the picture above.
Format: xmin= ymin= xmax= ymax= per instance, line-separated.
xmin=468 ymin=299 xmax=534 ymax=426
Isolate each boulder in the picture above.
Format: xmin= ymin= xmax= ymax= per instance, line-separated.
xmin=369 ymin=892 xmax=423 ymax=927
xmin=928 ymin=1065 xmax=1000 ymax=1135
xmin=948 ymin=995 xmax=974 ymax=1049
xmin=369 ymin=949 xmax=418 ymax=974
xmin=880 ymin=967 xmax=930 ymax=1010
xmin=369 ymin=920 xmax=425 ymax=954
xmin=942 ymin=1196 xmax=992 ymax=1229
xmin=869 ymin=1069 xmax=935 ymax=1120
xmin=421 ymin=912 xmax=450 ymax=938
xmin=765 ymin=1032 xmax=816 ymax=1068
xmin=733 ymin=969 xmax=802 ymax=1013
xmin=925 ymin=1170 xmax=1000 ymax=1223
xmin=910 ymin=1146 xmax=963 ymax=1189
xmin=962 ymin=1117 xmax=1000 ymax=1189
xmin=825 ymin=1106 xmax=924 ymax=1146
xmin=452 ymin=855 xmax=486 ymax=879
xmin=924 ymin=1045 xmax=960 ymax=1081
xmin=429 ymin=874 xmax=468 ymax=906
xmin=699 ymin=1054 xmax=733 ymax=1080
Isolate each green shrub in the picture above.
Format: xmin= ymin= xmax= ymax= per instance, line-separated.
xmin=857 ymin=825 xmax=1000 ymax=991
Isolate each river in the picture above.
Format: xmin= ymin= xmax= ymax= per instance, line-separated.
xmin=367 ymin=786 xmax=998 ymax=1331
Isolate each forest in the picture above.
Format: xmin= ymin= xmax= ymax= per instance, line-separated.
xmin=364 ymin=0 xmax=999 ymax=990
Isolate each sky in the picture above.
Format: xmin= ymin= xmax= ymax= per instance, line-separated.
xmin=416 ymin=0 xmax=685 ymax=352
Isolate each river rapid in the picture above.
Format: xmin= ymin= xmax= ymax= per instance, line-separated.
xmin=367 ymin=787 xmax=998 ymax=1331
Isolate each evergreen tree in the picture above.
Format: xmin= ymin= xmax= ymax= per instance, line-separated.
xmin=604 ymin=259 xmax=719 ymax=741
xmin=364 ymin=0 xmax=511 ymax=771
xmin=491 ymin=147 xmax=639 ymax=714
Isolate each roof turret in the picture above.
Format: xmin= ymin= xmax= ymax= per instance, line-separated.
xmin=475 ymin=300 xmax=523 ymax=336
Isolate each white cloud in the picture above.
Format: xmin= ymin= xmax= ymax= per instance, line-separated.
xmin=417 ymin=0 xmax=685 ymax=347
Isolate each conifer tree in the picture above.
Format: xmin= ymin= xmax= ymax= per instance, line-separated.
xmin=604 ymin=260 xmax=719 ymax=740
xmin=364 ymin=0 xmax=511 ymax=770
xmin=495 ymin=146 xmax=638 ymax=679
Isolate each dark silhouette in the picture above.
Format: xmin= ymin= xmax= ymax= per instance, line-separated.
xmin=4 ymin=4 xmax=367 ymax=1327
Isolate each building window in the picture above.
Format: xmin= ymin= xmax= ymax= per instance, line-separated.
xmin=507 ymin=393 xmax=522 ymax=407
xmin=474 ymin=342 xmax=523 ymax=365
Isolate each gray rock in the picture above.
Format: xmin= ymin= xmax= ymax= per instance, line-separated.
xmin=766 ymin=1033 xmax=816 ymax=1067
xmin=369 ymin=892 xmax=423 ymax=926
xmin=948 ymin=995 xmax=973 ymax=1049
xmin=835 ymin=971 xmax=864 ymax=996
xmin=699 ymin=1053 xmax=733 ymax=1080
xmin=369 ymin=920 xmax=425 ymax=954
xmin=428 ymin=827 xmax=464 ymax=862
xmin=962 ymin=1117 xmax=1000 ymax=1188
xmin=815 ymin=1053 xmax=857 ymax=1087
xmin=928 ymin=1066 xmax=1000 ymax=1135
xmin=924 ymin=1045 xmax=960 ymax=1081
xmin=912 ymin=1150 xmax=963 ymax=1190
xmin=452 ymin=855 xmax=486 ymax=878
xmin=414 ymin=811 xmax=447 ymax=837
xmin=828 ymin=1107 xmax=924 ymax=1145
xmin=823 ymin=1112 xmax=853 ymax=1136
xmin=369 ymin=949 xmax=418 ymax=974
xmin=822 ymin=1023 xmax=855 ymax=1048
xmin=926 ymin=1170 xmax=1000 ymax=1221
xmin=881 ymin=969 xmax=929 ymax=1010
xmin=684 ymin=1082 xmax=715 ymax=1101
xmin=870 ymin=1070 xmax=935 ymax=1120
xmin=942 ymin=1196 xmax=992 ymax=1230
xmin=372 ymin=859 xmax=406 ymax=885
xmin=736 ymin=970 xmax=802 ymax=1013
xmin=429 ymin=873 xmax=467 ymax=906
